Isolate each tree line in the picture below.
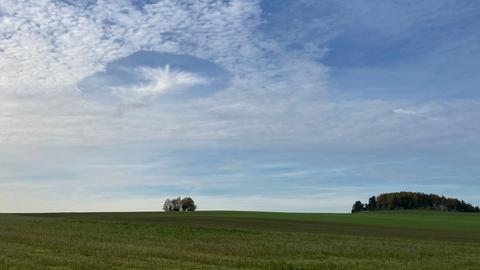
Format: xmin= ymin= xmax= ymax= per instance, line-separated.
xmin=352 ymin=192 xmax=480 ymax=213
xmin=163 ymin=197 xmax=197 ymax=211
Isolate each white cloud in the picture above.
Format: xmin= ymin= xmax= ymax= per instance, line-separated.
xmin=1 ymin=0 xmax=477 ymax=149
xmin=112 ymin=65 xmax=208 ymax=106
xmin=0 ymin=0 xmax=261 ymax=92
xmin=392 ymin=108 xmax=419 ymax=115
xmin=0 ymin=0 xmax=267 ymax=145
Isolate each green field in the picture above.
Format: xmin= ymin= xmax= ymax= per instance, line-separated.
xmin=0 ymin=211 xmax=479 ymax=269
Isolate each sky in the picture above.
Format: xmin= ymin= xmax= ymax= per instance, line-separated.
xmin=0 ymin=0 xmax=479 ymax=213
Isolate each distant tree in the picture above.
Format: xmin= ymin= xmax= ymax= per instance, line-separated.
xmin=181 ymin=197 xmax=197 ymax=211
xmin=171 ymin=197 xmax=182 ymax=211
xmin=356 ymin=192 xmax=479 ymax=213
xmin=352 ymin=201 xmax=364 ymax=213
xmin=367 ymin=196 xmax=376 ymax=211
xmin=163 ymin=196 xmax=197 ymax=211
xmin=163 ymin=199 xmax=173 ymax=211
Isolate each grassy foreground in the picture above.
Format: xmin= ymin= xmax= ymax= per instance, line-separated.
xmin=0 ymin=211 xmax=479 ymax=269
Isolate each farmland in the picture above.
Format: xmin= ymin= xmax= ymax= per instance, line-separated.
xmin=0 ymin=211 xmax=479 ymax=269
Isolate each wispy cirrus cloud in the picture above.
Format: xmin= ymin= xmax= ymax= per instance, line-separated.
xmin=112 ymin=65 xmax=209 ymax=106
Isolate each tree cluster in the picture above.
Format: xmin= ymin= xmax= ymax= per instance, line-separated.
xmin=163 ymin=197 xmax=197 ymax=212
xmin=352 ymin=192 xmax=480 ymax=213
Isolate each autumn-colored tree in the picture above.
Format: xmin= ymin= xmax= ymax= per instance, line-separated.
xmin=181 ymin=197 xmax=197 ymax=211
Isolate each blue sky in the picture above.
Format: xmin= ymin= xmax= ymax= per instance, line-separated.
xmin=0 ymin=0 xmax=479 ymax=212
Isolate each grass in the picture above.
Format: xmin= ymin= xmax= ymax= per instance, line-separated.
xmin=0 ymin=211 xmax=479 ymax=269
